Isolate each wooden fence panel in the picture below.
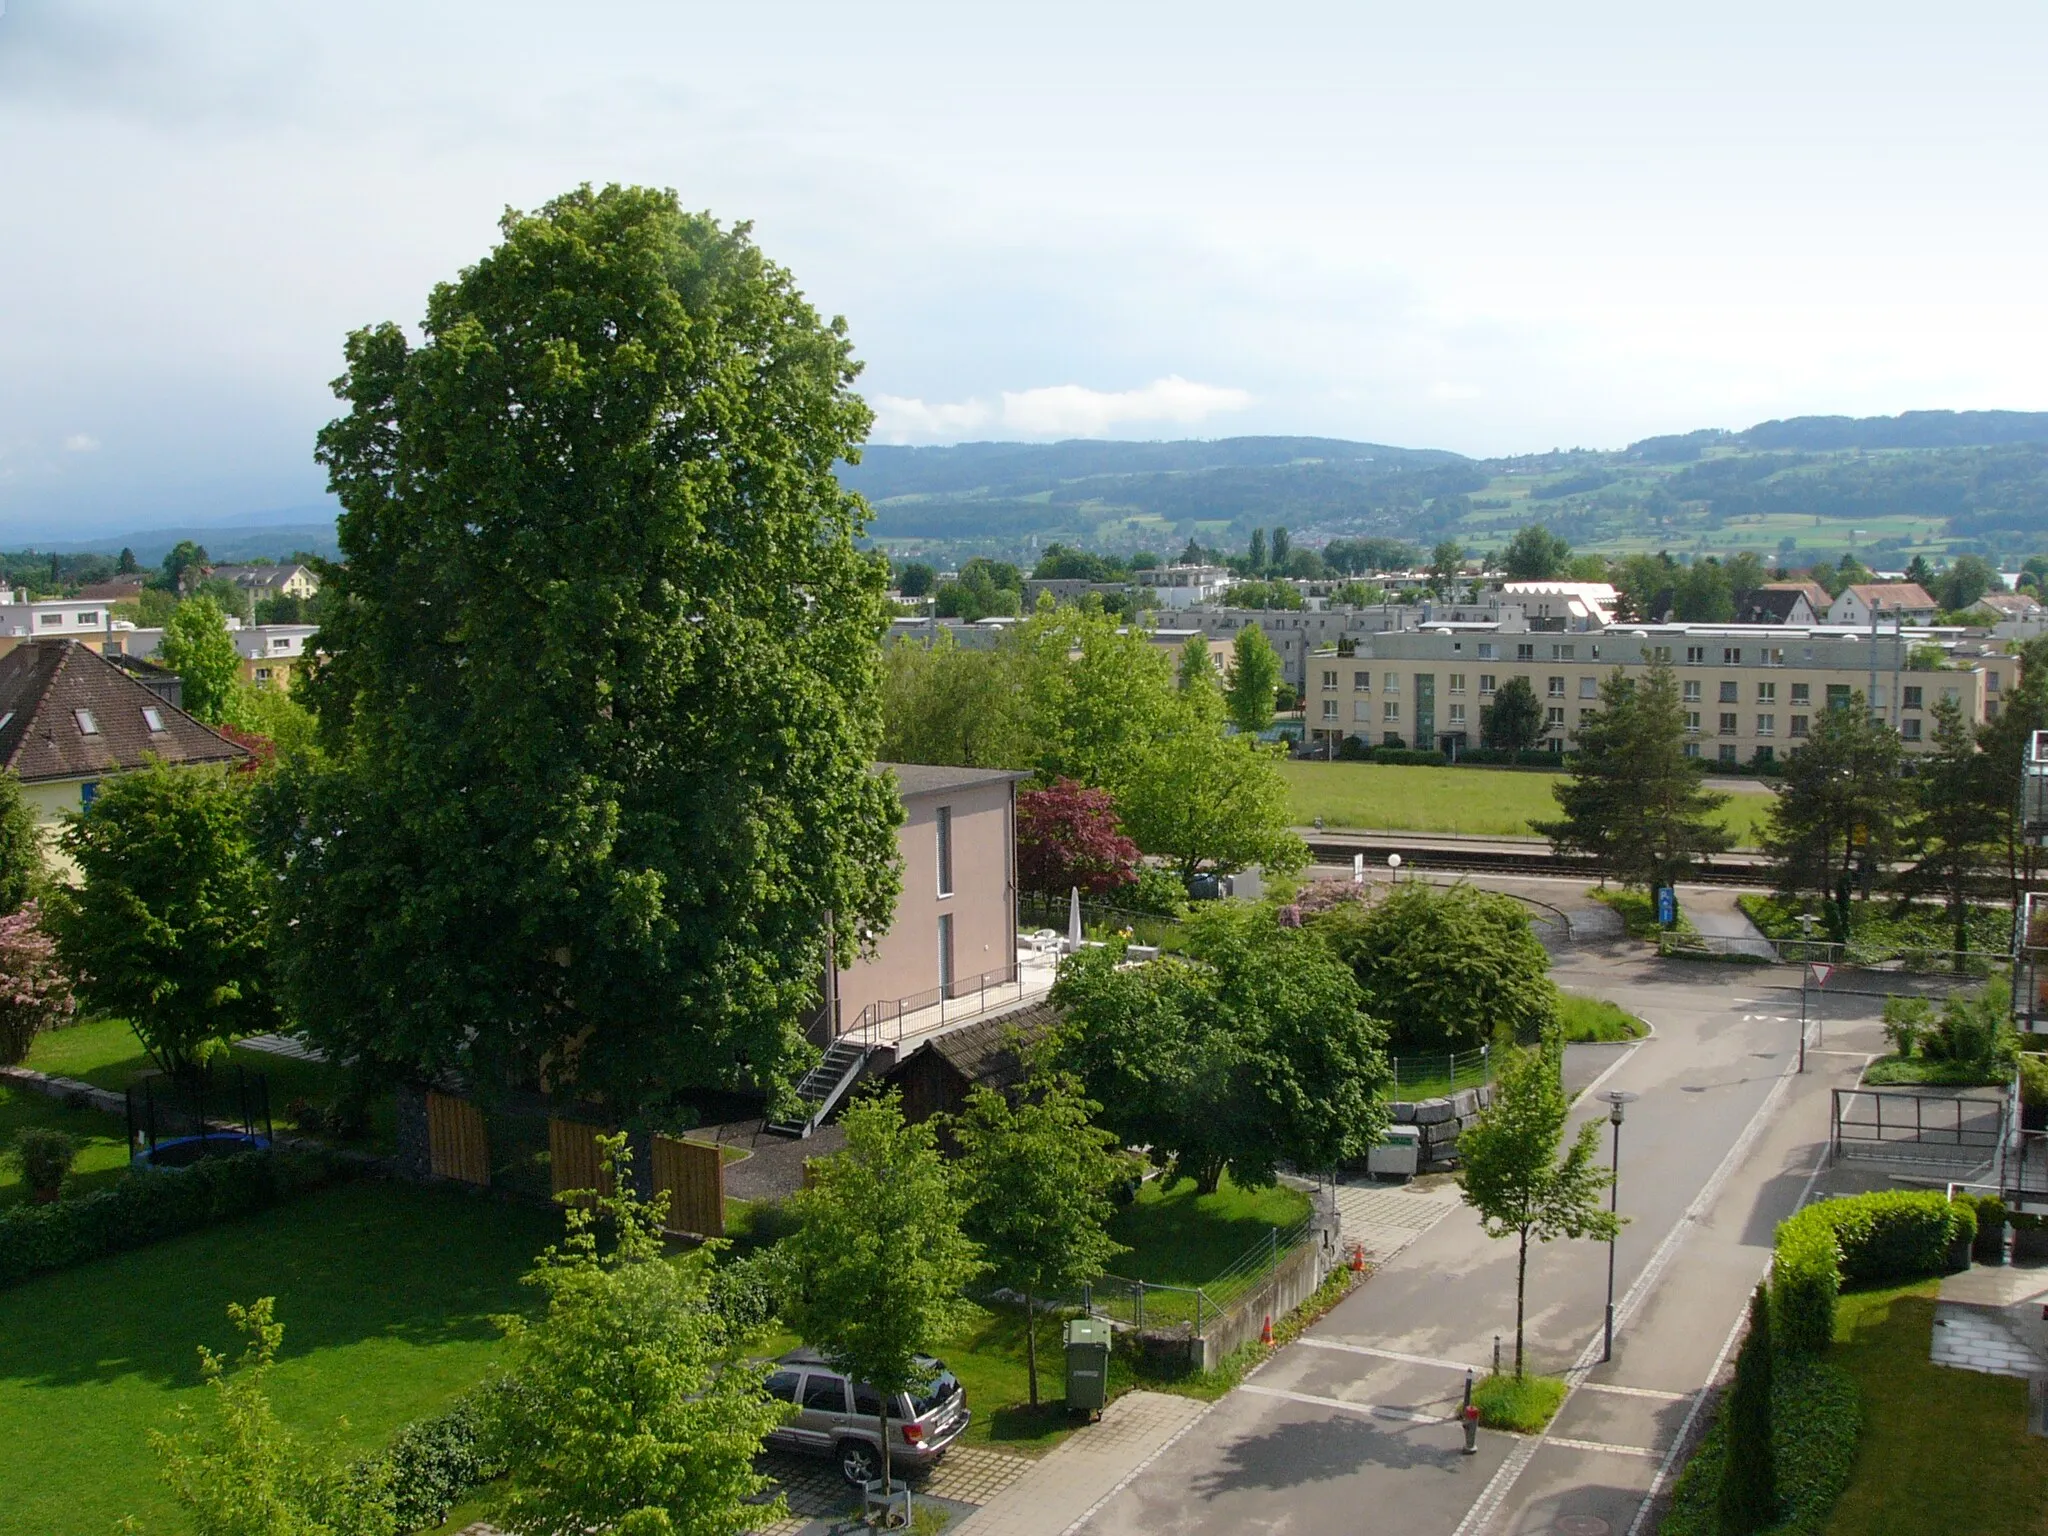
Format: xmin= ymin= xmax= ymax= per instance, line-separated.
xmin=652 ymin=1135 xmax=724 ymax=1238
xmin=425 ymin=1092 xmax=489 ymax=1186
xmin=548 ymin=1118 xmax=612 ymax=1200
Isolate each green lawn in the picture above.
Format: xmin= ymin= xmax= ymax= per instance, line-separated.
xmin=0 ymin=1084 xmax=131 ymax=1206
xmin=1105 ymin=1173 xmax=1312 ymax=1290
xmin=1824 ymin=1281 xmax=2048 ymax=1535
xmin=1280 ymin=761 xmax=1774 ymax=847
xmin=0 ymin=1178 xmax=560 ymax=1536
xmin=1555 ymin=995 xmax=1645 ymax=1043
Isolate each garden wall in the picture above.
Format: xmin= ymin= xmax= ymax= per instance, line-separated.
xmin=1191 ymin=1187 xmax=1342 ymax=1371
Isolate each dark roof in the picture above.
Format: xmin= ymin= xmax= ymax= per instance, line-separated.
xmin=1739 ymin=589 xmax=1810 ymax=624
xmin=0 ymin=640 xmax=247 ymax=783
xmin=886 ymin=998 xmax=1062 ymax=1092
xmin=879 ymin=762 xmax=1032 ymax=799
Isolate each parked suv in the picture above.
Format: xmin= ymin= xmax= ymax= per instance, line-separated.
xmin=763 ymin=1348 xmax=970 ymax=1485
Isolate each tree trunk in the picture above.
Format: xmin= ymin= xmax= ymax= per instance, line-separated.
xmin=878 ymin=1403 xmax=893 ymax=1493
xmin=1515 ymin=1224 xmax=1530 ymax=1378
xmin=1025 ymin=1289 xmax=1039 ymax=1407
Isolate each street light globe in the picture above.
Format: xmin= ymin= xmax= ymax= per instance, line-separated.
xmin=1603 ymin=1089 xmax=1638 ymax=1125
xmin=1387 ymin=853 xmax=1402 ymax=870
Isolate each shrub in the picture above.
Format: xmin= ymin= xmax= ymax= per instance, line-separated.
xmin=361 ymin=1382 xmax=505 ymax=1533
xmin=0 ymin=1148 xmax=346 ymax=1287
xmin=1662 ymin=1352 xmax=1860 ymax=1536
xmin=1881 ymin=995 xmax=1932 ymax=1059
xmin=709 ymin=1249 xmax=784 ymax=1342
xmin=1121 ymin=866 xmax=1191 ymax=918
xmin=0 ymin=901 xmax=75 ymax=1065
xmin=1772 ymin=1190 xmax=1966 ymax=1354
xmin=1954 ymin=1192 xmax=2008 ymax=1263
xmin=12 ymin=1126 xmax=78 ymax=1201
xmin=1718 ymin=1285 xmax=1777 ymax=1534
xmin=2019 ymin=1053 xmax=2048 ymax=1110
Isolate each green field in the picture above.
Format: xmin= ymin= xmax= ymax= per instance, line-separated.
xmin=0 ymin=1179 xmax=559 ymax=1536
xmin=1280 ymin=761 xmax=1774 ymax=848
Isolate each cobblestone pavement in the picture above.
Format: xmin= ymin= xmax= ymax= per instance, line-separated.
xmin=1932 ymin=1302 xmax=2048 ymax=1379
xmin=744 ymin=1443 xmax=1039 ymax=1535
xmin=1328 ymin=1176 xmax=1462 ymax=1265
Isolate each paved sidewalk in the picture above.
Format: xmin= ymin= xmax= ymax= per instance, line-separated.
xmin=1330 ymin=1178 xmax=1462 ymax=1265
xmin=947 ymin=1391 xmax=1209 ymax=1536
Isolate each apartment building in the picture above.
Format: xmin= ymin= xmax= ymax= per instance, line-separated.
xmin=103 ymin=622 xmax=319 ymax=689
xmin=1304 ymin=623 xmax=2019 ymax=764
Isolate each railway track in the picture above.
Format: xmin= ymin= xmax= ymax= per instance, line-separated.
xmin=1300 ymin=835 xmax=1776 ymax=886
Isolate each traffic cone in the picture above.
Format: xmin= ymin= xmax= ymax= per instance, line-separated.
xmin=1349 ymin=1243 xmax=1365 ymax=1273
xmin=1260 ymin=1314 xmax=1274 ymax=1346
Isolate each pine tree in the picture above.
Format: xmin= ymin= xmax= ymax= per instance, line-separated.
xmin=1717 ymin=1283 xmax=1778 ymax=1534
xmin=1763 ymin=692 xmax=1906 ymax=940
xmin=1903 ymin=697 xmax=2002 ymax=964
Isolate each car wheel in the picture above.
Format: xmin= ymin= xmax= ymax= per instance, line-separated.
xmin=837 ymin=1438 xmax=882 ymax=1487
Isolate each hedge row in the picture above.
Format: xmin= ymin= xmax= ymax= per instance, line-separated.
xmin=0 ymin=1149 xmax=349 ymax=1288
xmin=1659 ymin=1353 xmax=1861 ymax=1536
xmin=355 ymin=1381 xmax=508 ymax=1533
xmin=1771 ymin=1190 xmax=1969 ymax=1355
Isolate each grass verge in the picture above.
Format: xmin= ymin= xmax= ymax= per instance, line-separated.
xmin=1472 ymin=1372 xmax=1567 ymax=1433
xmin=1861 ymin=1056 xmax=2010 ymax=1088
xmin=0 ymin=1084 xmax=130 ymax=1207
xmin=1556 ymin=995 xmax=1645 ymax=1043
xmin=1737 ymin=894 xmax=2010 ymax=970
xmin=0 ymin=1177 xmax=559 ymax=1536
xmin=1592 ymin=887 xmax=1703 ymax=944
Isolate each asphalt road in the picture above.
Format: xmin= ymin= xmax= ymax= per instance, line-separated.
xmin=1076 ymin=943 xmax=1893 ymax=1536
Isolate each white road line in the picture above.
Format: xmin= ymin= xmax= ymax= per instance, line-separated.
xmin=1238 ymin=1383 xmax=1442 ymax=1426
xmin=1575 ymin=1382 xmax=1689 ymax=1402
xmin=1545 ymin=1436 xmax=1662 ymax=1459
xmin=1298 ymin=1338 xmax=1477 ymax=1374
xmin=1569 ymin=1036 xmax=1645 ymax=1109
xmin=1453 ymin=1049 xmax=1808 ymax=1536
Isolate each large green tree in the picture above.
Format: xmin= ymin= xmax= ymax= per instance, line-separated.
xmin=1016 ymin=606 xmax=1176 ymax=789
xmin=1051 ymin=903 xmax=1390 ymax=1192
xmin=778 ymin=1093 xmax=985 ymax=1492
xmin=952 ymin=1075 xmax=1128 ymax=1406
xmin=1501 ymin=525 xmax=1571 ymax=580
xmin=261 ymin=187 xmax=901 ymax=1109
xmin=1978 ymin=635 xmax=2048 ymax=905
xmin=1534 ymin=664 xmax=1732 ymax=890
xmin=1314 ymin=881 xmax=1558 ymax=1054
xmin=0 ymin=769 xmax=45 ymax=913
xmin=50 ymin=762 xmax=273 ymax=1078
xmin=1224 ymin=625 xmax=1282 ymax=735
xmin=488 ymin=1137 xmax=789 ymax=1536
xmin=1903 ymin=698 xmax=2003 ymax=962
xmin=878 ymin=631 xmax=1033 ymax=770
xmin=1481 ymin=675 xmax=1545 ymax=752
xmin=1458 ymin=1033 xmax=1619 ymax=1377
xmin=1762 ymin=692 xmax=1905 ymax=940
xmin=1114 ymin=692 xmax=1306 ymax=886
xmin=160 ymin=595 xmax=243 ymax=726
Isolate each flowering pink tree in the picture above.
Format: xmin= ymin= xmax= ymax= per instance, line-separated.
xmin=0 ymin=901 xmax=75 ymax=1065
xmin=1017 ymin=779 xmax=1140 ymax=901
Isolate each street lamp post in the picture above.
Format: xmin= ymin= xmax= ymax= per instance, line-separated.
xmin=1387 ymin=852 xmax=1402 ymax=886
xmin=1601 ymin=1090 xmax=1637 ymax=1364
xmin=1797 ymin=913 xmax=1817 ymax=1073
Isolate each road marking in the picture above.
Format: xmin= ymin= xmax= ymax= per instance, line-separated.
xmin=1576 ymin=1382 xmax=1689 ymax=1402
xmin=1569 ymin=1036 xmax=1645 ymax=1109
xmin=1238 ymin=1383 xmax=1442 ymax=1425
xmin=1298 ymin=1338 xmax=1476 ymax=1373
xmin=1545 ymin=1436 xmax=1662 ymax=1459
xmin=1453 ymin=1046 xmax=1810 ymax=1536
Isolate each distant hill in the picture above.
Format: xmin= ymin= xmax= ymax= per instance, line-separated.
xmin=37 ymin=523 xmax=340 ymax=565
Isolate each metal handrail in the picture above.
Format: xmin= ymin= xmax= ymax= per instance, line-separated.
xmin=843 ymin=963 xmax=1025 ymax=1047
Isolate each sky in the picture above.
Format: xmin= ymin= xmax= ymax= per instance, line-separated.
xmin=3 ymin=1 xmax=2048 ymax=538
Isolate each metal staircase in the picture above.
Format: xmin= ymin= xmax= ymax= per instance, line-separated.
xmin=766 ymin=1037 xmax=877 ymax=1138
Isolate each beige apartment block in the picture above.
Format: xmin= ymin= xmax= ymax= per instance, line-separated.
xmin=1304 ymin=623 xmax=2018 ymax=765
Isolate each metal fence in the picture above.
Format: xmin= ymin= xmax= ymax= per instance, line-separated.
xmin=1081 ymin=1212 xmax=1313 ymax=1336
xmin=1384 ymin=1046 xmax=1492 ymax=1102
xmin=1773 ymin=937 xmax=2013 ymax=977
xmin=842 ymin=965 xmax=1024 ymax=1047
xmin=1830 ymin=1087 xmax=2009 ymax=1165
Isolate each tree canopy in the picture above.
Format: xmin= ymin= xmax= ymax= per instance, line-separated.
xmin=1225 ymin=626 xmax=1281 ymax=736
xmin=1501 ymin=525 xmax=1571 ymax=580
xmin=1015 ymin=779 xmax=1138 ymax=900
xmin=161 ymin=596 xmax=243 ymax=726
xmin=1481 ymin=675 xmax=1545 ymax=752
xmin=262 ymin=186 xmax=902 ymax=1109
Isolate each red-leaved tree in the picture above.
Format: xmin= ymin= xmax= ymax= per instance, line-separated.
xmin=1018 ymin=779 xmax=1140 ymax=900
xmin=0 ymin=900 xmax=75 ymax=1065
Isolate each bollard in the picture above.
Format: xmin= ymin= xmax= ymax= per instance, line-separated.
xmin=1462 ymin=1368 xmax=1473 ymax=1413
xmin=1493 ymin=1335 xmax=1501 ymax=1376
xmin=1462 ymin=1403 xmax=1480 ymax=1455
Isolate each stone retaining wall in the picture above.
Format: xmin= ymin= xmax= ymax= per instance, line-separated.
xmin=1389 ymin=1082 xmax=1496 ymax=1170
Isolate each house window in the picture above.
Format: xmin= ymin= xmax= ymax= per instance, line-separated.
xmin=1652 ymin=646 xmax=1673 ymax=663
xmin=1322 ymin=699 xmax=1339 ymax=721
xmin=1719 ymin=712 xmax=1738 ymax=736
xmin=1546 ymin=707 xmax=1565 ymax=727
xmin=74 ymin=709 xmax=98 ymax=735
xmin=1719 ymin=744 xmax=1738 ymax=765
xmin=141 ymin=707 xmax=165 ymax=733
xmin=1353 ymin=670 xmax=1370 ymax=692
xmin=1322 ymin=670 xmax=1338 ymax=690
xmin=1684 ymin=742 xmax=1700 ymax=758
xmin=935 ymin=807 xmax=953 ymax=897
xmin=1790 ymin=714 xmax=1810 ymax=738
xmin=254 ymin=667 xmax=272 ymax=683
xmin=1354 ymin=701 xmax=1370 ymax=722
xmin=1903 ymin=686 xmax=1923 ymax=710
xmin=1902 ymin=718 xmax=1923 ymax=742
xmin=1448 ymin=703 xmax=1466 ymax=725
xmin=272 ymin=637 xmax=292 ymax=651
xmin=1553 ymin=644 xmax=1575 ymax=661
xmin=938 ymin=913 xmax=955 ymax=992
xmin=1826 ymin=684 xmax=1853 ymax=709
xmin=1718 ymin=681 xmax=1739 ymax=703
xmin=1755 ymin=745 xmax=1774 ymax=764
xmin=1479 ymin=674 xmax=1497 ymax=696
xmin=1791 ymin=683 xmax=1811 ymax=705
xmin=1722 ymin=647 xmax=1742 ymax=664
xmin=1448 ymin=673 xmax=1465 ymax=694
xmin=1762 ymin=648 xmax=1785 ymax=667
xmin=1579 ymin=708 xmax=1597 ymax=725
xmin=1756 ymin=682 xmax=1776 ymax=704
xmin=1686 ymin=646 xmax=1706 ymax=664
xmin=1516 ymin=643 xmax=1535 ymax=661
xmin=1478 ymin=643 xmax=1496 ymax=660
xmin=1383 ymin=701 xmax=1400 ymax=721
xmin=1383 ymin=673 xmax=1400 ymax=693
xmin=1685 ymin=712 xmax=1701 ymax=734
xmin=1547 ymin=676 xmax=1565 ymax=698
xmin=1578 ymin=677 xmax=1598 ymax=699
xmin=1943 ymin=688 xmax=1960 ymax=707
xmin=77 ymin=611 xmax=98 ymax=625
xmin=1683 ymin=681 xmax=1701 ymax=703
xmin=1756 ymin=714 xmax=1775 ymax=736
xmin=1989 ymin=671 xmax=2002 ymax=693
xmin=38 ymin=613 xmax=60 ymax=627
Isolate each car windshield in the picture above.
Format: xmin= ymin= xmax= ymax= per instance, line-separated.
xmin=908 ymin=1370 xmax=959 ymax=1416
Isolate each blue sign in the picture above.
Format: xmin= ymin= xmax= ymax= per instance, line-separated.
xmin=1656 ymin=886 xmax=1677 ymax=927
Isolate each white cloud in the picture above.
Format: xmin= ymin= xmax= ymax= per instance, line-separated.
xmin=62 ymin=433 xmax=99 ymax=452
xmin=871 ymin=375 xmax=1251 ymax=443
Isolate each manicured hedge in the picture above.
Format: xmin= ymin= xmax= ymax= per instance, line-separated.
xmin=360 ymin=1381 xmax=507 ymax=1533
xmin=0 ymin=1148 xmax=349 ymax=1287
xmin=1771 ymin=1191 xmax=1969 ymax=1355
xmin=1660 ymin=1354 xmax=1860 ymax=1536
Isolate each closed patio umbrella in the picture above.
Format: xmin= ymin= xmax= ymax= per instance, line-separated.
xmin=1067 ymin=886 xmax=1083 ymax=952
